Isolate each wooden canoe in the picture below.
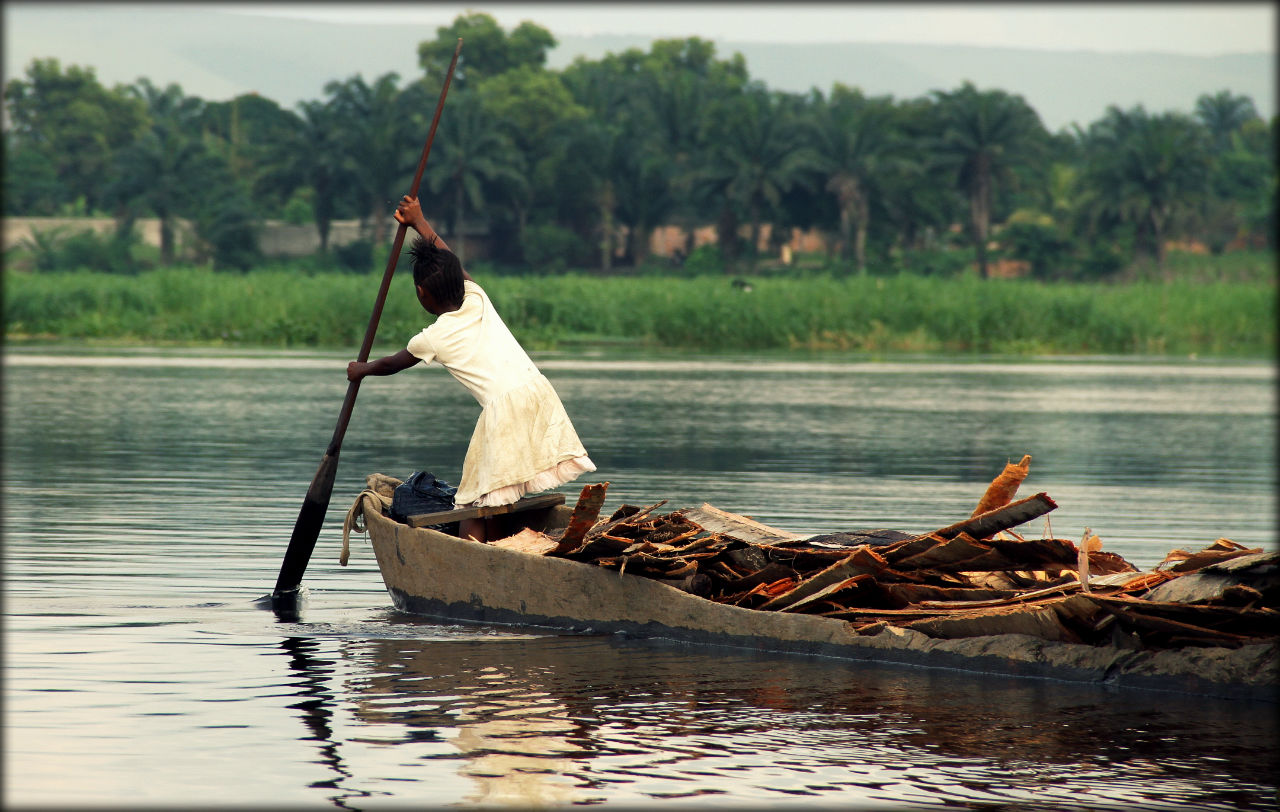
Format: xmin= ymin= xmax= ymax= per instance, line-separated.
xmin=354 ymin=491 xmax=1277 ymax=703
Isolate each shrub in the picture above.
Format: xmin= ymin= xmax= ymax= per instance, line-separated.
xmin=522 ymin=223 xmax=591 ymax=272
xmin=898 ymin=247 xmax=971 ymax=277
xmin=59 ymin=228 xmax=140 ymax=274
xmin=682 ymin=243 xmax=723 ymax=275
xmin=1001 ymin=219 xmax=1073 ymax=279
xmin=1073 ymin=242 xmax=1127 ymax=280
xmin=281 ymin=188 xmax=315 ymax=225
xmin=333 ymin=238 xmax=374 ymax=273
xmin=20 ymin=226 xmax=142 ymax=273
xmin=20 ymin=227 xmax=67 ymax=271
xmin=193 ymin=195 xmax=262 ymax=271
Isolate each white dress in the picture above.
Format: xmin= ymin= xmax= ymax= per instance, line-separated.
xmin=406 ymin=280 xmax=595 ymax=506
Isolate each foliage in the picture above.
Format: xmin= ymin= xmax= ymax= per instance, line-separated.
xmin=1197 ymin=104 xmax=1273 ymax=253
xmin=3 ymin=58 xmax=147 ymax=213
xmin=17 ymin=225 xmax=143 ymax=273
xmin=422 ymin=91 xmax=526 ymax=265
xmin=192 ymin=187 xmax=261 ymax=271
xmin=57 ymin=227 xmax=143 ymax=273
xmin=475 ymin=65 xmax=589 ymax=259
xmin=1077 ymin=105 xmax=1212 ymax=266
xmin=1072 ymin=242 xmax=1128 ymax=280
xmin=999 ymin=212 xmax=1073 ymax=279
xmin=105 ymin=91 xmax=216 ymax=264
xmin=3 ymin=133 xmax=61 ymax=214
xmin=927 ymin=82 xmax=1049 ymax=279
xmin=682 ymin=244 xmax=724 ymax=275
xmin=17 ymin=227 xmax=67 ymax=271
xmin=1195 ymin=90 xmax=1260 ymax=152
xmin=418 ymin=12 xmax=556 ymax=89
xmin=2 ymin=12 xmax=1275 ymax=278
xmin=255 ymin=99 xmax=357 ymax=252
xmin=281 ymin=188 xmax=315 ymax=225
xmin=894 ymin=247 xmax=972 ymax=278
xmin=333 ymin=238 xmax=375 ymax=273
xmin=808 ymin=84 xmax=903 ymax=272
xmin=199 ymin=92 xmax=300 ymax=212
xmin=521 ymin=223 xmax=592 ymax=272
xmin=323 ymin=72 xmax=425 ymax=244
xmin=697 ymin=86 xmax=823 ymax=271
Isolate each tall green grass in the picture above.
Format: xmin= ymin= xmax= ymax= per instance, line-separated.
xmin=4 ymin=267 xmax=1274 ymax=357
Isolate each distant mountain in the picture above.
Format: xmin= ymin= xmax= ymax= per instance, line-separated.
xmin=4 ymin=5 xmax=1273 ymax=132
xmin=651 ymin=41 xmax=1275 ymax=132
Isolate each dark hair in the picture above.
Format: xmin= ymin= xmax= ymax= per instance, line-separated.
xmin=409 ymin=235 xmax=464 ymax=308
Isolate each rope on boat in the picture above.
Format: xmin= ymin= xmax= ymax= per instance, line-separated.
xmin=340 ymin=474 xmax=401 ymax=565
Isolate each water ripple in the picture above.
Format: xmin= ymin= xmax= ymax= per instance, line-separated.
xmin=4 ymin=353 xmax=1276 ymax=808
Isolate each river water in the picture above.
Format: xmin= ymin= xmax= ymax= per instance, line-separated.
xmin=3 ymin=347 xmax=1276 ymax=810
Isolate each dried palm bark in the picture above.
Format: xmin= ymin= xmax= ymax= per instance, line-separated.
xmin=971 ymin=454 xmax=1032 ymax=519
xmin=483 ymin=472 xmax=1276 ymax=652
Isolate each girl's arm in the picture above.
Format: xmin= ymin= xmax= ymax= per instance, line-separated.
xmin=394 ymin=195 xmax=474 ymax=282
xmin=347 ymin=349 xmax=420 ymax=382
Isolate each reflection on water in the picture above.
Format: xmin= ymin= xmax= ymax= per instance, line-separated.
xmin=3 ymin=349 xmax=1276 ymax=808
xmin=280 ymin=636 xmax=372 ymax=811
xmin=274 ymin=630 xmax=1277 ymax=809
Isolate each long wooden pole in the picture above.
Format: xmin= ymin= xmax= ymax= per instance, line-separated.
xmin=273 ymin=39 xmax=462 ymax=601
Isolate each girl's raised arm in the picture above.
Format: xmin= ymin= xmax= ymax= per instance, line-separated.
xmin=394 ymin=196 xmax=474 ymax=282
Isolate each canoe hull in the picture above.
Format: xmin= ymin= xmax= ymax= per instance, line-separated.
xmin=360 ymin=495 xmax=1278 ymax=702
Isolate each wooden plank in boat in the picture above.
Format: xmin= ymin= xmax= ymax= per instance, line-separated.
xmin=404 ymin=492 xmax=565 ymax=527
xmin=682 ymin=503 xmax=802 ymax=546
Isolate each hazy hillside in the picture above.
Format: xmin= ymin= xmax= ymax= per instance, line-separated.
xmin=4 ymin=5 xmax=1273 ymax=132
xmin=671 ymin=41 xmax=1275 ymax=132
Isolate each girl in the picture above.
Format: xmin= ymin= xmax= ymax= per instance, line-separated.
xmin=347 ymin=195 xmax=596 ymax=542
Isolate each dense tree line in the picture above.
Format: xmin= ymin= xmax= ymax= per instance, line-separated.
xmin=4 ymin=12 xmax=1274 ymax=275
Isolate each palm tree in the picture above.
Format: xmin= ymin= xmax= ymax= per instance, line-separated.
xmin=697 ymin=87 xmax=821 ymax=270
xmin=639 ymin=67 xmax=723 ymax=259
xmin=257 ymin=100 xmax=357 ymax=253
xmin=870 ymin=97 xmax=958 ymax=261
xmin=106 ymin=124 xmax=210 ymax=264
xmin=1193 ymin=92 xmax=1267 ymax=252
xmin=473 ymin=69 xmax=590 ymax=263
xmin=641 ymin=69 xmax=711 ymax=186
xmin=809 ymin=85 xmax=902 ymax=273
xmin=1080 ymin=105 xmax=1210 ymax=266
xmin=126 ymin=77 xmax=205 ymax=134
xmin=611 ymin=136 xmax=675 ymax=267
xmin=563 ymin=53 xmax=685 ymax=268
xmin=562 ymin=57 xmax=643 ymax=270
xmin=324 ymin=73 xmax=422 ymax=246
xmin=423 ymin=92 xmax=527 ymax=265
xmin=1194 ymin=91 xmax=1260 ymax=153
xmin=928 ymin=83 xmax=1046 ymax=278
xmin=559 ymin=116 xmax=630 ymax=270
xmin=103 ymin=80 xmax=212 ymax=263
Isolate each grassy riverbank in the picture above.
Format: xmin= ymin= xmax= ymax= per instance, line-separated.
xmin=4 ymin=266 xmax=1274 ymax=357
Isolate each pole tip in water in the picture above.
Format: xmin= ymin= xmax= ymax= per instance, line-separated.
xmin=254 ymin=587 xmax=308 ymax=621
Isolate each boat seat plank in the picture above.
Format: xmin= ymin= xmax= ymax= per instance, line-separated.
xmin=404 ymin=492 xmax=566 ymax=527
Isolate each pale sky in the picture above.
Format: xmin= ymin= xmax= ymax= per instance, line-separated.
xmin=218 ymin=2 xmax=1275 ymax=55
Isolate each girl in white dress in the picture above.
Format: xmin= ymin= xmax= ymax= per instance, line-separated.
xmin=347 ymin=196 xmax=595 ymax=542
